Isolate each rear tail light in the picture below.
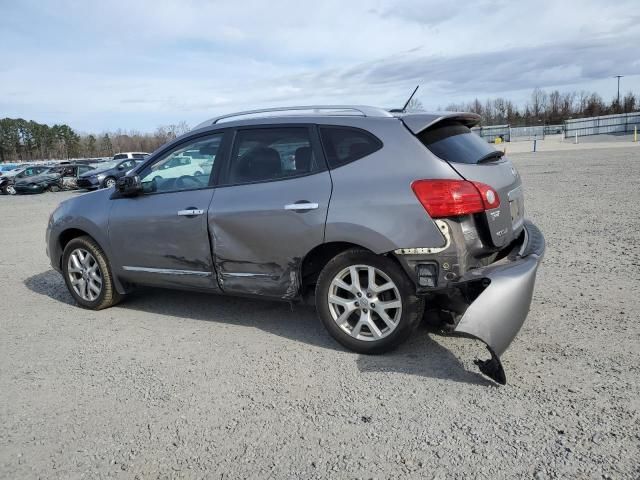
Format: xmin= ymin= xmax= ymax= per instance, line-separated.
xmin=411 ymin=179 xmax=500 ymax=218
xmin=473 ymin=181 xmax=501 ymax=210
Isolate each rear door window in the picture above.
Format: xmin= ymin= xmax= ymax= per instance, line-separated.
xmin=227 ymin=127 xmax=318 ymax=185
xmin=417 ymin=121 xmax=498 ymax=164
xmin=319 ymin=126 xmax=382 ymax=169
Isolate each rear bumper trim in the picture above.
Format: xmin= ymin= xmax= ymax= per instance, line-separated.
xmin=452 ymin=220 xmax=545 ymax=382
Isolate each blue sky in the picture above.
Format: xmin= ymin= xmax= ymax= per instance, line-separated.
xmin=1 ymin=0 xmax=639 ymax=132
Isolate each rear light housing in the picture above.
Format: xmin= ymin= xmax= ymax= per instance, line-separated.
xmin=411 ymin=179 xmax=500 ymax=218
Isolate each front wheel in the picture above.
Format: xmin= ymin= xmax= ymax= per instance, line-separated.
xmin=103 ymin=177 xmax=116 ymax=189
xmin=62 ymin=235 xmax=121 ymax=310
xmin=49 ymin=184 xmax=61 ymax=193
xmin=315 ymin=249 xmax=424 ymax=354
xmin=6 ymin=184 xmax=16 ymax=195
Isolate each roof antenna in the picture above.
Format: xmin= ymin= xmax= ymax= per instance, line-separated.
xmin=390 ymin=85 xmax=420 ymax=113
xmin=402 ymin=85 xmax=419 ymax=112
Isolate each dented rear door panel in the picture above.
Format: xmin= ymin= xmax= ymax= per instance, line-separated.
xmin=209 ymin=172 xmax=332 ymax=298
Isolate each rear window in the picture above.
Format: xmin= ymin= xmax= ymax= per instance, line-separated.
xmin=319 ymin=126 xmax=382 ymax=169
xmin=113 ymin=154 xmax=128 ymax=160
xmin=418 ymin=121 xmax=496 ymax=164
xmin=132 ymin=153 xmax=147 ymax=159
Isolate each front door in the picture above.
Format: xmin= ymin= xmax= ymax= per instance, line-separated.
xmin=210 ymin=125 xmax=332 ymax=299
xmin=108 ymin=132 xmax=227 ymax=290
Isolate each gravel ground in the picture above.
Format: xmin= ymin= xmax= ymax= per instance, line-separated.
xmin=1 ymin=147 xmax=639 ymax=479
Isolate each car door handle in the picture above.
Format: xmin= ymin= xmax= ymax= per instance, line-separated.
xmin=284 ymin=202 xmax=319 ymax=211
xmin=177 ymin=209 xmax=204 ymax=216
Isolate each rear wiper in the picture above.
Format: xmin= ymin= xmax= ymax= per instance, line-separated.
xmin=477 ymin=150 xmax=504 ymax=164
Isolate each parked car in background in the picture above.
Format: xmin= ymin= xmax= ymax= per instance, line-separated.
xmin=0 ymin=165 xmax=50 ymax=194
xmin=149 ymin=154 xmax=209 ymax=180
xmin=112 ymin=152 xmax=149 ymax=161
xmin=13 ymin=169 xmax=63 ymax=194
xmin=14 ymin=164 xmax=96 ymax=194
xmin=57 ymin=164 xmax=96 ymax=190
xmin=46 ymin=105 xmax=545 ymax=384
xmin=0 ymin=164 xmax=19 ymax=176
xmin=76 ymin=158 xmax=143 ymax=189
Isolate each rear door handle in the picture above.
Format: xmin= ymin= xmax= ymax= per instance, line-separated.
xmin=284 ymin=202 xmax=319 ymax=211
xmin=177 ymin=209 xmax=204 ymax=216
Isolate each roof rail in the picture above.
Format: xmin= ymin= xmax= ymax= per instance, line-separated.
xmin=194 ymin=105 xmax=393 ymax=129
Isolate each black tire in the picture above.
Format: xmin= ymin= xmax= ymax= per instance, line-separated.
xmin=62 ymin=235 xmax=122 ymax=310
xmin=103 ymin=177 xmax=116 ymax=189
xmin=49 ymin=184 xmax=61 ymax=193
xmin=315 ymin=249 xmax=424 ymax=354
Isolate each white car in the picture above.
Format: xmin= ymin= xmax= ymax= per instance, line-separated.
xmin=150 ymin=155 xmax=206 ymax=180
xmin=112 ymin=152 xmax=149 ymax=161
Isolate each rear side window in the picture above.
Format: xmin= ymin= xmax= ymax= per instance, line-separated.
xmin=319 ymin=126 xmax=382 ymax=169
xmin=113 ymin=153 xmax=128 ymax=160
xmin=228 ymin=127 xmax=317 ymax=185
xmin=418 ymin=121 xmax=496 ymax=164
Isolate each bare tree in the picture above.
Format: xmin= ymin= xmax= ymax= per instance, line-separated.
xmin=405 ymin=98 xmax=424 ymax=112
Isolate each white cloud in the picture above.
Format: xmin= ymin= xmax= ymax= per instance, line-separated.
xmin=1 ymin=0 xmax=639 ymax=130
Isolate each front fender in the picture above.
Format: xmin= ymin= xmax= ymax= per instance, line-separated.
xmin=47 ymin=190 xmax=124 ymax=293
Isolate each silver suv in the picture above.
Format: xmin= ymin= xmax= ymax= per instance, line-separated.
xmin=46 ymin=106 xmax=545 ymax=383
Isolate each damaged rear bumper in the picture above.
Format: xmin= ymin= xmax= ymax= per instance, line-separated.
xmin=453 ymin=220 xmax=545 ymax=383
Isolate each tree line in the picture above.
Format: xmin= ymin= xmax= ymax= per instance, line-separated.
xmin=3 ymin=87 xmax=640 ymax=162
xmin=441 ymin=87 xmax=639 ymax=126
xmin=0 ymin=119 xmax=190 ymax=163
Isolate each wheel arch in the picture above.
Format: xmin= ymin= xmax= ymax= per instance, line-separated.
xmin=300 ymin=241 xmax=372 ymax=292
xmin=56 ymin=228 xmax=129 ymax=295
xmin=300 ymin=240 xmax=415 ymax=296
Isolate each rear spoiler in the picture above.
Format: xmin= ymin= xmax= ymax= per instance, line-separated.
xmin=397 ymin=112 xmax=482 ymax=135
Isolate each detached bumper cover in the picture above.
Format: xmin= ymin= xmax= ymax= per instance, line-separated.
xmin=453 ymin=220 xmax=545 ymax=383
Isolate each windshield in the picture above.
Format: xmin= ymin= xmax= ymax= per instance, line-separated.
xmin=418 ymin=121 xmax=498 ymax=164
xmin=93 ymin=160 xmax=118 ymax=170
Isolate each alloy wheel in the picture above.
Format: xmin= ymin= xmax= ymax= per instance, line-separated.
xmin=327 ymin=264 xmax=402 ymax=341
xmin=67 ymin=248 xmax=103 ymax=301
xmin=105 ymin=178 xmax=116 ymax=188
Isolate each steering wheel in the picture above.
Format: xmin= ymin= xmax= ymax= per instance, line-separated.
xmin=175 ymin=175 xmax=204 ymax=189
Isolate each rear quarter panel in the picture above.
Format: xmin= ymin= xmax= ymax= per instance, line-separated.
xmin=324 ymin=118 xmax=462 ymax=252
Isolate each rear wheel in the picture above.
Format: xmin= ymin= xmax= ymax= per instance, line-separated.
xmin=62 ymin=236 xmax=121 ymax=310
xmin=315 ymin=249 xmax=424 ymax=354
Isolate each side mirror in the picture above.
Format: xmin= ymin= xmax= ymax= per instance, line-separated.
xmin=117 ymin=164 xmax=125 ymax=170
xmin=116 ymin=175 xmax=142 ymax=196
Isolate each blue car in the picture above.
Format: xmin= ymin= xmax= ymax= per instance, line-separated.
xmin=77 ymin=158 xmax=144 ymax=189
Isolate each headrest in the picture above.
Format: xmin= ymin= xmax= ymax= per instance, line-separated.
xmin=294 ymin=146 xmax=312 ymax=172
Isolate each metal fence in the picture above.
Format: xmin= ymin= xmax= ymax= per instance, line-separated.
xmin=472 ymin=124 xmax=566 ymax=143
xmin=544 ymin=124 xmax=564 ymax=135
xmin=509 ymin=126 xmax=545 ymax=141
xmin=564 ymin=112 xmax=640 ymax=138
xmin=471 ymin=124 xmax=510 ymax=143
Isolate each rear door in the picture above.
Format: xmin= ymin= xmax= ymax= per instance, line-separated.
xmin=412 ymin=117 xmax=524 ymax=248
xmin=209 ymin=125 xmax=331 ymax=299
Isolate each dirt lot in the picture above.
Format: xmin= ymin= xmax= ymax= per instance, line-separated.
xmin=1 ymin=146 xmax=639 ymax=479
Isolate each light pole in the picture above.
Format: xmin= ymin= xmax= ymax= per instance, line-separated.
xmin=614 ymin=75 xmax=623 ymax=109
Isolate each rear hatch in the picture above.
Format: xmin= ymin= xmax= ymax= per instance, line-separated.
xmin=404 ymin=113 xmax=525 ymax=248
